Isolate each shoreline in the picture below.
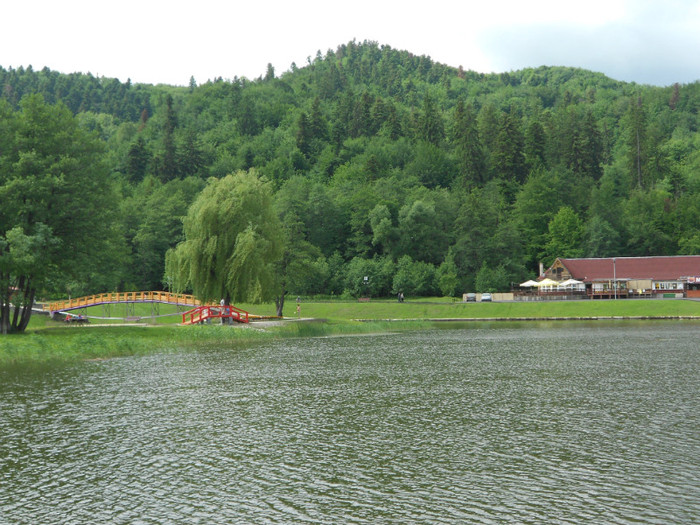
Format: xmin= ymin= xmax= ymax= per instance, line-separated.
xmin=3 ymin=303 xmax=700 ymax=365
xmin=354 ymin=315 xmax=700 ymax=322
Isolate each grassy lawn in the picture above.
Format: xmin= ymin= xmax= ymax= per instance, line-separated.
xmin=30 ymin=296 xmax=700 ymax=327
xmin=3 ymin=316 xmax=420 ymax=365
xmin=3 ymin=297 xmax=696 ymax=365
xmin=239 ymin=297 xmax=700 ymax=321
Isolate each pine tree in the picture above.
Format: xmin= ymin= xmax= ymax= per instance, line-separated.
xmin=524 ymin=119 xmax=546 ymax=171
xmin=625 ymin=96 xmax=648 ymax=188
xmin=126 ymin=135 xmax=150 ymax=182
xmin=161 ymin=94 xmax=178 ymax=181
xmin=418 ymin=93 xmax=444 ymax=146
xmin=309 ymin=97 xmax=328 ymax=142
xmin=264 ymin=63 xmax=275 ymax=82
xmin=349 ymin=91 xmax=373 ymax=137
xmin=669 ymin=83 xmax=680 ymax=110
xmin=492 ymin=112 xmax=526 ymax=184
xmin=451 ymin=99 xmax=485 ymax=187
xmin=296 ymin=112 xmax=312 ymax=156
xmin=138 ymin=108 xmax=149 ymax=132
xmin=575 ymin=110 xmax=603 ymax=180
xmin=178 ymin=130 xmax=203 ymax=177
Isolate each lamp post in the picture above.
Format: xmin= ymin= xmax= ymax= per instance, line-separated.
xmin=613 ymin=258 xmax=617 ymax=300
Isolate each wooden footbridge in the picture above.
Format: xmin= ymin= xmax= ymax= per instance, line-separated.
xmin=44 ymin=291 xmax=250 ymax=324
xmin=45 ymin=291 xmax=201 ymax=314
xmin=181 ymin=305 xmax=249 ymax=325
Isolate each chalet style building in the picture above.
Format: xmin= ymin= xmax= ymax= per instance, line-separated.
xmin=538 ymin=256 xmax=700 ymax=299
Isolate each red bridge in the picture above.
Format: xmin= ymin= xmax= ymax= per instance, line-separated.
xmin=43 ymin=291 xmax=253 ymax=324
xmin=181 ymin=305 xmax=249 ymax=325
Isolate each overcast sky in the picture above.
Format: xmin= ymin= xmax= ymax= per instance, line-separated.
xmin=2 ymin=0 xmax=699 ymax=87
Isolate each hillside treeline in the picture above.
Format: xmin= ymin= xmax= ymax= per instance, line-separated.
xmin=2 ymin=40 xmax=700 ymax=300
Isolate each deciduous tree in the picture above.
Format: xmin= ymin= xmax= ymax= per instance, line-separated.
xmin=165 ymin=170 xmax=283 ymax=304
xmin=542 ymin=206 xmax=585 ymax=265
xmin=0 ymin=95 xmax=119 ymax=333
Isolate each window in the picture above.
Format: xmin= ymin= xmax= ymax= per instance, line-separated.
xmin=654 ymin=281 xmax=683 ymax=290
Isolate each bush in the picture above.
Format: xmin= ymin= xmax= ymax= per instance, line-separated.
xmin=343 ymin=256 xmax=395 ymax=297
xmin=392 ymin=255 xmax=437 ymax=296
xmin=474 ymin=262 xmax=510 ymax=292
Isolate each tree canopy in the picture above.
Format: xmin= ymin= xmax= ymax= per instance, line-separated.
xmin=2 ymin=40 xmax=700 ymax=329
xmin=165 ymin=170 xmax=283 ymax=304
xmin=0 ymin=95 xmax=119 ymax=333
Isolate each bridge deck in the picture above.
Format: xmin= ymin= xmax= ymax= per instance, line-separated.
xmin=45 ymin=291 xmax=201 ymax=313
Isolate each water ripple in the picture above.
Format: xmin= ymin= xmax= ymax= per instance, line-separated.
xmin=1 ymin=322 xmax=699 ymax=523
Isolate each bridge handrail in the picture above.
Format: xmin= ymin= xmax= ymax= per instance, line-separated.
xmin=181 ymin=305 xmax=249 ymax=325
xmin=45 ymin=291 xmax=202 ymax=313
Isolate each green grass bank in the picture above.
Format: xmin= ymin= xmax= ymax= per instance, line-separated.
xmin=2 ymin=298 xmax=698 ymax=365
xmin=34 ymin=296 xmax=700 ymax=324
xmin=0 ymin=319 xmax=425 ymax=366
xmin=235 ymin=297 xmax=700 ymax=322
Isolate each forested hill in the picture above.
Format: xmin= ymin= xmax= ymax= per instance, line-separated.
xmin=2 ymin=40 xmax=700 ymax=299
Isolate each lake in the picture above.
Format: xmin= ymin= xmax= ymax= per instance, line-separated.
xmin=1 ymin=321 xmax=698 ymax=524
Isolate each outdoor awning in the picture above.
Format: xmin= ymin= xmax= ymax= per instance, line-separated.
xmin=559 ymin=278 xmax=583 ymax=286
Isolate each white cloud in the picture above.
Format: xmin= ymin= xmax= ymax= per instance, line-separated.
xmin=1 ymin=0 xmax=698 ymax=86
xmin=476 ymin=0 xmax=700 ymax=84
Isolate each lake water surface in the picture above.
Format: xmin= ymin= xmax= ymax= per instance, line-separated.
xmin=1 ymin=321 xmax=699 ymax=524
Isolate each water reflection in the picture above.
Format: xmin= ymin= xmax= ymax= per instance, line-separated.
xmin=1 ymin=322 xmax=699 ymax=523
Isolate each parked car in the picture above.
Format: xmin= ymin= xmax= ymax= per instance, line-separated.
xmin=480 ymin=293 xmax=492 ymax=302
xmin=465 ymin=293 xmax=476 ymax=302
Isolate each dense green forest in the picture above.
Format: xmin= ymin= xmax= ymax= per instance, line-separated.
xmin=2 ymin=40 xmax=700 ymax=315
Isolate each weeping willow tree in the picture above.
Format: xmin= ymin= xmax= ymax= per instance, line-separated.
xmin=165 ymin=170 xmax=283 ymax=304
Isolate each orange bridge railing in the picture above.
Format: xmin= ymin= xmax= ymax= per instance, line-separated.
xmin=44 ymin=291 xmax=201 ymax=313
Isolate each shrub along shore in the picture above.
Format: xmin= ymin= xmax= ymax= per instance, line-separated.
xmin=2 ymin=298 xmax=699 ymax=365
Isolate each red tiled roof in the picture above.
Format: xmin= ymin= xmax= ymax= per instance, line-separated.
xmin=558 ymin=256 xmax=700 ymax=282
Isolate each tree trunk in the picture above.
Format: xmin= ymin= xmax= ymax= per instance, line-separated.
xmin=636 ymin=128 xmax=642 ymax=187
xmin=0 ymin=272 xmax=7 ymax=335
xmin=0 ymin=301 xmax=8 ymax=335
xmin=275 ymin=293 xmax=285 ymax=318
xmin=10 ymin=275 xmax=25 ymax=331
xmin=18 ymin=287 xmax=35 ymax=332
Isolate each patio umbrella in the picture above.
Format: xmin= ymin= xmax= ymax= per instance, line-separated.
xmin=559 ymin=278 xmax=583 ymax=286
xmin=535 ymin=278 xmax=559 ymax=287
xmin=519 ymin=280 xmax=539 ymax=287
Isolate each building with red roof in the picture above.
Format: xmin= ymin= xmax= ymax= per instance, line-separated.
xmin=541 ymin=256 xmax=700 ymax=299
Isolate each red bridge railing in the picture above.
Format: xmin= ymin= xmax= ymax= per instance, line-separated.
xmin=181 ymin=305 xmax=249 ymax=325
